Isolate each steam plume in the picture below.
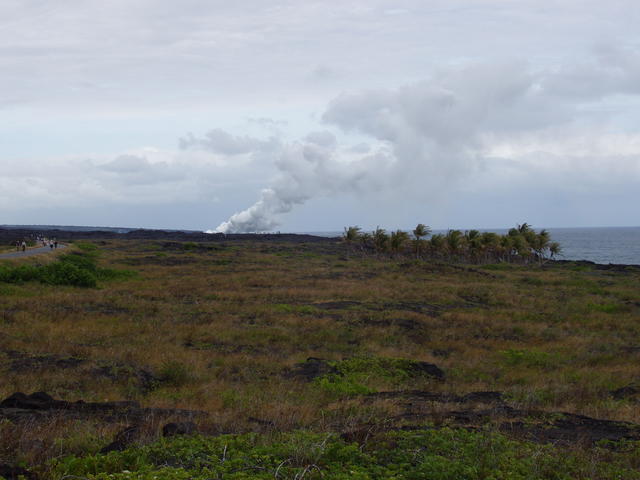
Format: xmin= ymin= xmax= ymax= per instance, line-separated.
xmin=208 ymin=54 xmax=640 ymax=233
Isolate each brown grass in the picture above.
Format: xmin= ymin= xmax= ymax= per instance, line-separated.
xmin=1 ymin=238 xmax=639 ymax=465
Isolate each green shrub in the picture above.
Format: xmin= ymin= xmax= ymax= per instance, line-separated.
xmin=49 ymin=429 xmax=640 ymax=480
xmin=40 ymin=260 xmax=98 ymax=287
xmin=0 ymin=249 xmax=134 ymax=288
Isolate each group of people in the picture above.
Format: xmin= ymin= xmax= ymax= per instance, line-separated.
xmin=14 ymin=235 xmax=58 ymax=252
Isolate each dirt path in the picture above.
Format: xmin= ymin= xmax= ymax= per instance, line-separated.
xmin=0 ymin=244 xmax=65 ymax=259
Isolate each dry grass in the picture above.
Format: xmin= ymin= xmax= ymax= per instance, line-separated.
xmin=1 ymin=238 xmax=639 ymax=465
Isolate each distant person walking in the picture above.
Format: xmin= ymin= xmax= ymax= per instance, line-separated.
xmin=21 ymin=241 xmax=26 ymax=252
xmin=54 ymin=239 xmax=58 ymax=249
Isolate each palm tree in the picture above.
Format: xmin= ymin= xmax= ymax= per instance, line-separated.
xmin=412 ymin=223 xmax=431 ymax=259
xmin=430 ymin=233 xmax=446 ymax=258
xmin=359 ymin=231 xmax=372 ymax=252
xmin=517 ymin=222 xmax=532 ymax=235
xmin=343 ymin=226 xmax=361 ymax=244
xmin=372 ymin=227 xmax=389 ymax=254
xmin=549 ymin=241 xmax=562 ymax=259
xmin=445 ymin=230 xmax=465 ymax=260
xmin=342 ymin=226 xmax=362 ymax=258
xmin=512 ymin=234 xmax=531 ymax=262
xmin=500 ymin=235 xmax=514 ymax=262
xmin=390 ymin=230 xmax=410 ymax=257
xmin=480 ymin=232 xmax=500 ymax=262
xmin=534 ymin=229 xmax=551 ymax=262
xmin=465 ymin=230 xmax=481 ymax=261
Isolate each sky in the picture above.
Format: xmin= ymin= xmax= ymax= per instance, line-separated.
xmin=1 ymin=0 xmax=639 ymax=232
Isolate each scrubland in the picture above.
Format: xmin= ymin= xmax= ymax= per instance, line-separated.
xmin=1 ymin=238 xmax=639 ymax=478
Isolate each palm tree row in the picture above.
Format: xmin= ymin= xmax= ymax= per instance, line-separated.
xmin=342 ymin=223 xmax=561 ymax=264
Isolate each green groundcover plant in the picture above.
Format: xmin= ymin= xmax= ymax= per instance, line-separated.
xmin=50 ymin=428 xmax=640 ymax=480
xmin=314 ymin=356 xmax=437 ymax=396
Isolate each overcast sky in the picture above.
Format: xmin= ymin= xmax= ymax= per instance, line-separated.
xmin=2 ymin=0 xmax=639 ymax=232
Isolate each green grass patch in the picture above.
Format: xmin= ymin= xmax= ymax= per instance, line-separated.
xmin=50 ymin=429 xmax=640 ymax=480
xmin=500 ymin=349 xmax=562 ymax=370
xmin=587 ymin=302 xmax=628 ymax=314
xmin=315 ymin=356 xmax=440 ymax=397
xmin=0 ymin=250 xmax=135 ymax=288
xmin=273 ymin=304 xmax=319 ymax=315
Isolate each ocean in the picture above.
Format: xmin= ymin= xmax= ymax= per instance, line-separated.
xmin=544 ymin=227 xmax=640 ymax=265
xmin=307 ymin=227 xmax=640 ymax=265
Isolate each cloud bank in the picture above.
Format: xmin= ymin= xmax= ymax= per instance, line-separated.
xmin=200 ymin=53 xmax=640 ymax=232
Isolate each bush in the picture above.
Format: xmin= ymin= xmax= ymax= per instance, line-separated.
xmin=40 ymin=260 xmax=98 ymax=287
xmin=0 ymin=249 xmax=134 ymax=288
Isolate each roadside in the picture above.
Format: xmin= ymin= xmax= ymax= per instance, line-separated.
xmin=0 ymin=244 xmax=66 ymax=260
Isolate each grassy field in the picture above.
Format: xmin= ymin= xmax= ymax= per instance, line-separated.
xmin=1 ymin=238 xmax=639 ymax=478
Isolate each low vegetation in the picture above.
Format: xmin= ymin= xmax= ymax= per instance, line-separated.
xmin=0 ymin=234 xmax=639 ymax=479
xmin=52 ymin=429 xmax=640 ymax=479
xmin=0 ymin=243 xmax=134 ymax=287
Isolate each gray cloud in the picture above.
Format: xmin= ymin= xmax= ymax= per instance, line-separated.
xmin=180 ymin=129 xmax=280 ymax=155
xmin=2 ymin=1 xmax=640 ymax=231
xmin=544 ymin=46 xmax=640 ymax=102
xmin=97 ymin=154 xmax=186 ymax=186
xmin=215 ymin=54 xmax=640 ymax=232
xmin=304 ymin=131 xmax=337 ymax=148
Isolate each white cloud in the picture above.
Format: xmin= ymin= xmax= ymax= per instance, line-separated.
xmin=1 ymin=1 xmax=640 ymax=230
xmin=214 ymin=54 xmax=640 ymax=232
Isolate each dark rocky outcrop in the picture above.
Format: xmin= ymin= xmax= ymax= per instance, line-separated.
xmin=611 ymin=384 xmax=640 ymax=401
xmin=100 ymin=425 xmax=142 ymax=453
xmin=359 ymin=390 xmax=640 ymax=447
xmin=283 ymin=357 xmax=339 ymax=382
xmin=365 ymin=390 xmax=503 ymax=404
xmin=162 ymin=421 xmax=197 ymax=437
xmin=4 ymin=350 xmax=84 ymax=373
xmin=404 ymin=361 xmax=445 ymax=380
xmin=0 ymin=392 xmax=206 ymax=424
xmin=0 ymin=464 xmax=36 ymax=480
xmin=0 ymin=391 xmax=138 ymax=412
